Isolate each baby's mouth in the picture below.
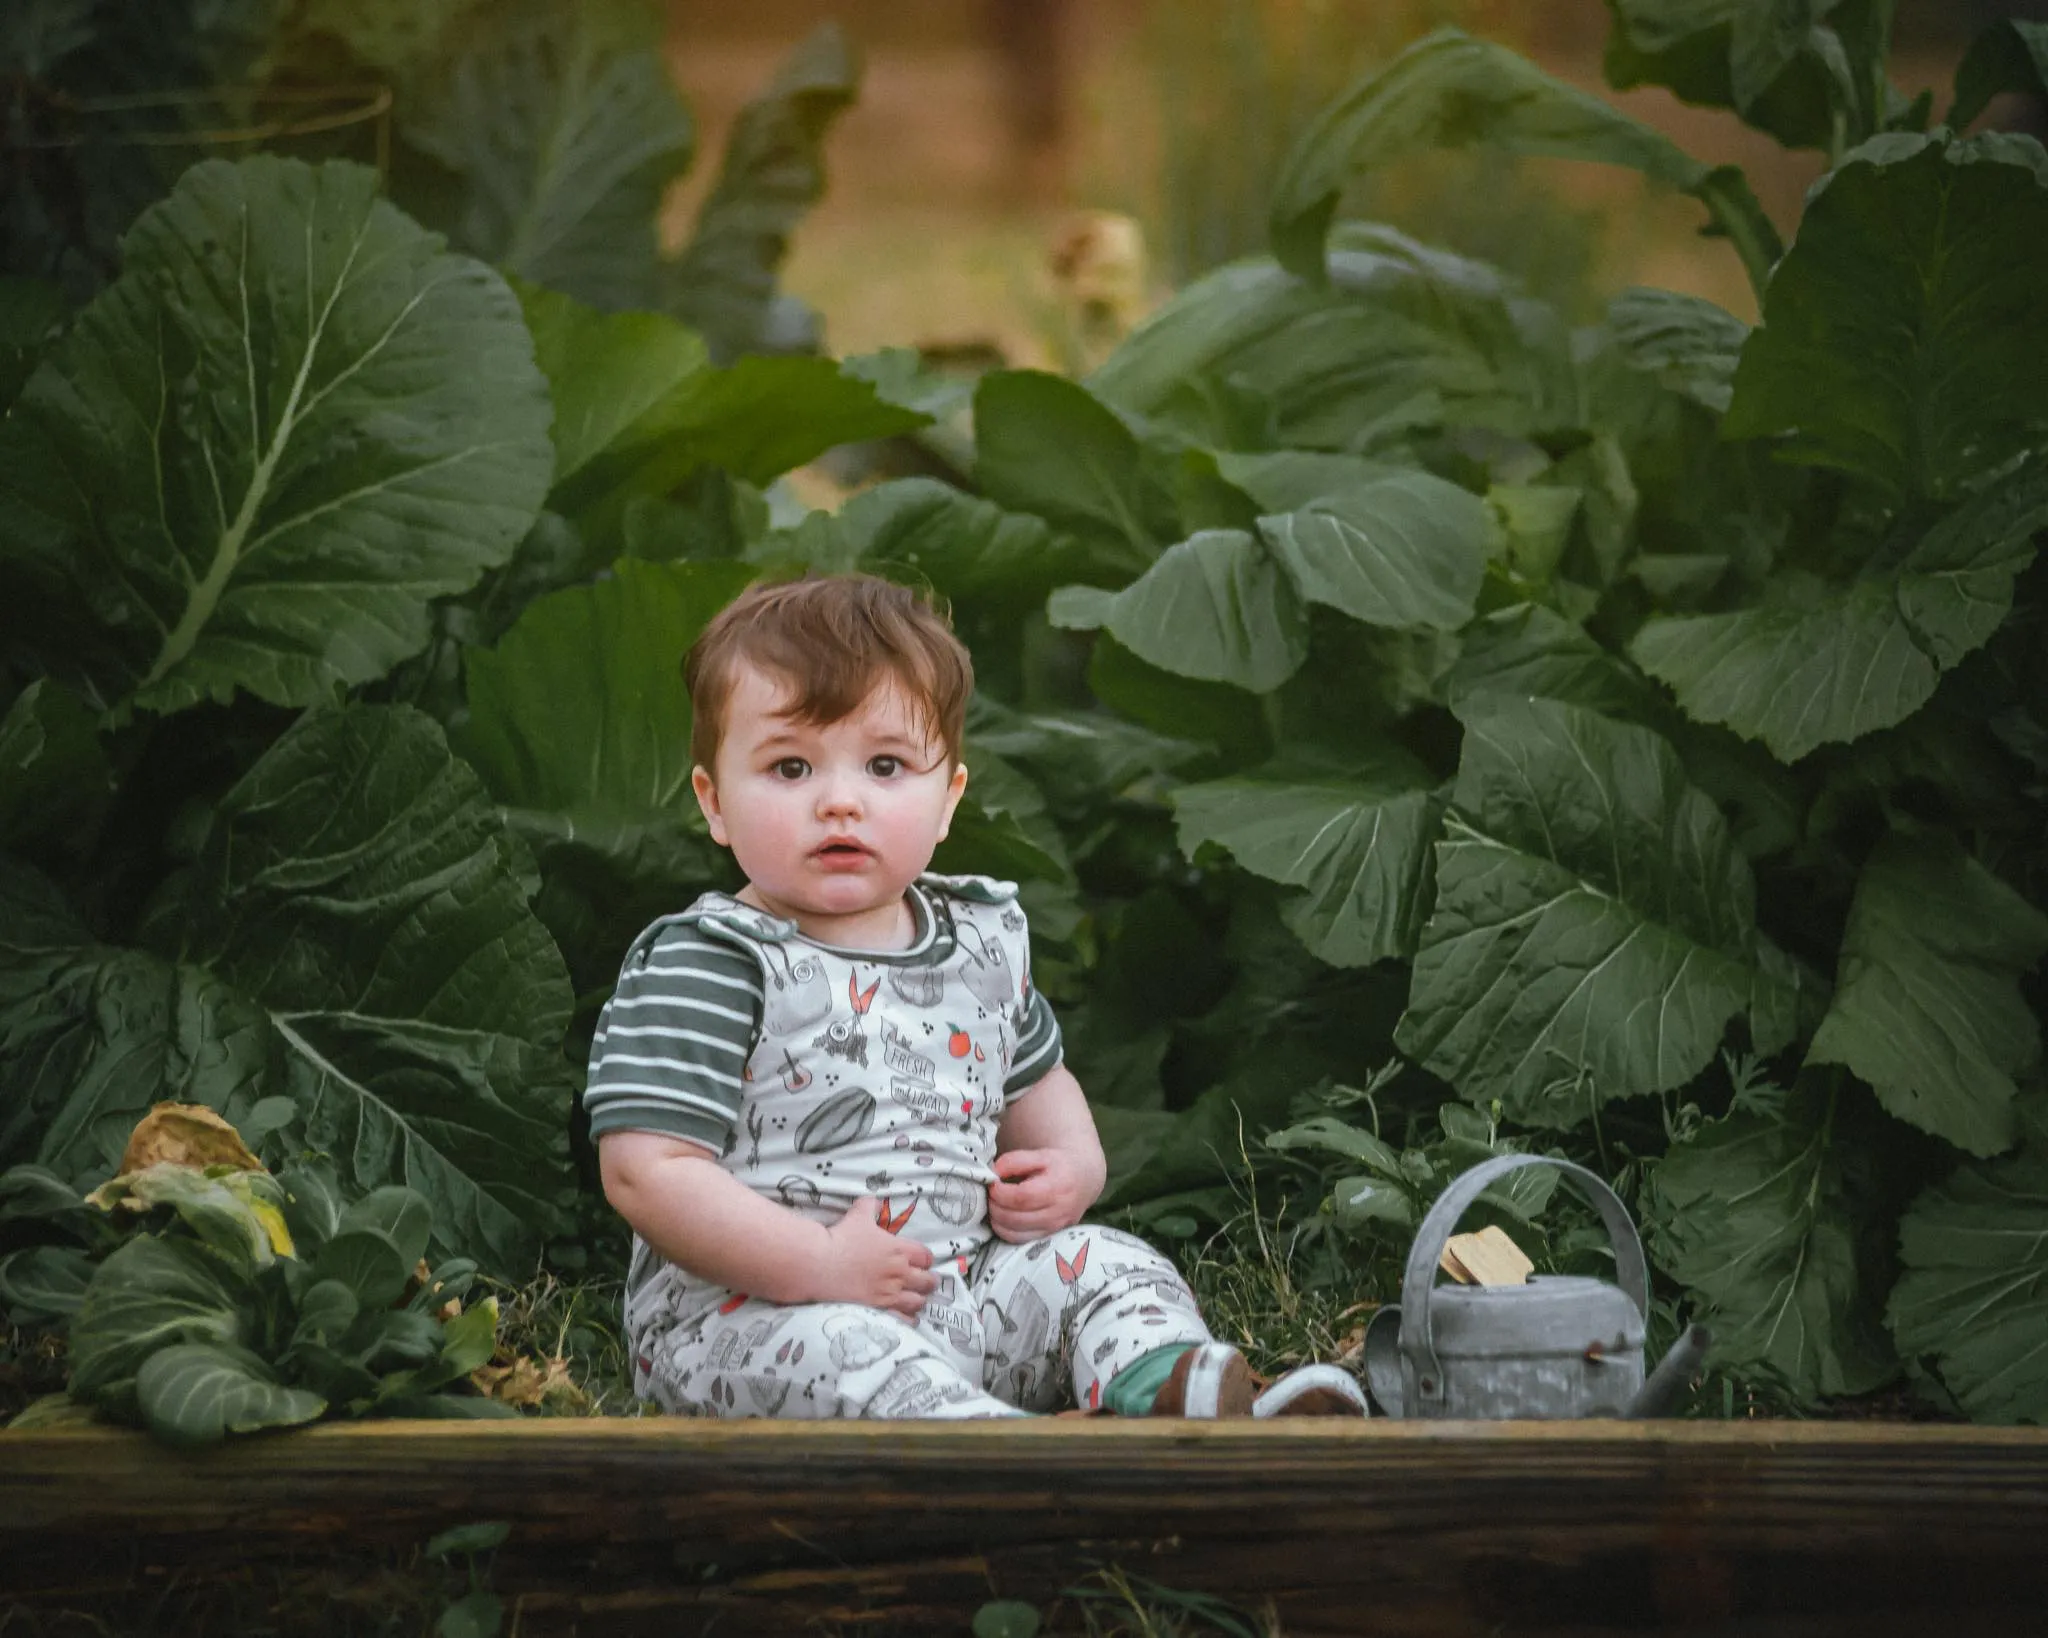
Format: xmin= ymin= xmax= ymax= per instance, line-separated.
xmin=814 ymin=840 xmax=872 ymax=862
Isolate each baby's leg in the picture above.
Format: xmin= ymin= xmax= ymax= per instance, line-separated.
xmin=641 ymin=1296 xmax=1026 ymax=1420
xmin=975 ymin=1226 xmax=1210 ymax=1412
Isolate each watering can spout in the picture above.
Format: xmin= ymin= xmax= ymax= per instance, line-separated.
xmin=1623 ymin=1323 xmax=1712 ymax=1419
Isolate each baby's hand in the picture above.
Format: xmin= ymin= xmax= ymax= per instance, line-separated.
xmin=819 ymin=1195 xmax=937 ymax=1316
xmin=989 ymin=1149 xmax=1095 ymax=1243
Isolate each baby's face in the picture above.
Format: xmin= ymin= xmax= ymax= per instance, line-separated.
xmin=692 ymin=662 xmax=967 ymax=939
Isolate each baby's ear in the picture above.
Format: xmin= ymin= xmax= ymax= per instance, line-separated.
xmin=937 ymin=758 xmax=969 ymax=840
xmin=691 ymin=765 xmax=730 ymax=846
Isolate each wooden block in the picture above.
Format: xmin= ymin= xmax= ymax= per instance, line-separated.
xmin=1440 ymin=1224 xmax=1533 ymax=1286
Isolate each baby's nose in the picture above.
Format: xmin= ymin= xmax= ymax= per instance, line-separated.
xmin=816 ymin=777 xmax=864 ymax=816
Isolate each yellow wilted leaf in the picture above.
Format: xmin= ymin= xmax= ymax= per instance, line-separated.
xmin=115 ymin=1103 xmax=263 ymax=1177
xmin=248 ymin=1196 xmax=295 ymax=1258
xmin=83 ymin=1162 xmax=297 ymax=1262
xmin=471 ymin=1354 xmax=587 ymax=1412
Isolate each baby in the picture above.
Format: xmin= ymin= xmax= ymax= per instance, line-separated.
xmin=588 ymin=575 xmax=1367 ymax=1420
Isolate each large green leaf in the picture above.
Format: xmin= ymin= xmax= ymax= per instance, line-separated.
xmin=666 ymin=23 xmax=858 ymax=360
xmin=0 ymin=156 xmax=554 ymax=717
xmin=398 ymin=0 xmax=694 ymax=311
xmin=1808 ymin=838 xmax=2048 ymax=1157
xmin=0 ymin=861 xmax=269 ymax=1187
xmin=1172 ymin=751 xmax=1442 ymax=967
xmin=1085 ymin=633 xmax=1272 ymax=763
xmin=1889 ymin=1115 xmax=2048 ymax=1423
xmin=932 ymin=745 xmax=1073 ymax=890
xmin=1445 ymin=604 xmax=1807 ymax=865
xmin=1631 ymin=459 xmax=2048 ymax=762
xmin=0 ymin=275 xmax=64 ymax=411
xmin=1603 ymin=0 xmax=1895 ymax=154
xmin=0 ymin=679 xmax=109 ymax=859
xmin=1604 ymin=286 xmax=1748 ymax=415
xmin=1951 ymin=18 xmax=2048 ymax=131
xmin=454 ymin=556 xmax=751 ymax=990
xmin=165 ymin=707 xmax=575 ymax=1267
xmin=135 ymin=1341 xmax=327 ymax=1446
xmin=973 ymin=370 xmax=1175 ymax=568
xmin=1396 ymin=697 xmax=1768 ymax=1125
xmin=1724 ymin=132 xmax=2048 ymax=503
xmin=1049 ymin=530 xmax=1308 ymax=694
xmin=642 ymin=355 xmax=929 ymax=492
xmin=525 ymin=283 xmax=926 ymax=553
xmin=0 ymin=707 xmax=575 ymax=1271
xmin=313 ymin=1231 xmax=411 ymax=1310
xmin=517 ymin=280 xmax=709 ymax=491
xmin=1271 ymin=30 xmax=1779 ymax=299
xmin=755 ymin=478 xmax=1087 ymax=609
xmin=968 ymin=696 xmax=1209 ymax=820
xmin=457 ymin=555 xmax=753 ymax=875
xmin=1095 ymin=1066 xmax=1303 ymax=1212
xmin=1255 ymin=471 xmax=1491 ymax=634
xmin=1090 ymin=226 xmax=1579 ymax=454
xmin=0 ymin=1243 xmax=96 ymax=1323
xmin=1443 ymin=603 xmax=1658 ymax=720
xmin=67 ymin=1234 xmax=251 ymax=1403
xmin=1647 ymin=1084 xmax=1896 ymax=1402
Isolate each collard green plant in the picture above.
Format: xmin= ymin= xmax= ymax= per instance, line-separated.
xmin=0 ymin=156 xmax=554 ymax=717
xmin=1269 ymin=29 xmax=1782 ymax=301
xmin=8 ymin=0 xmax=2047 ymax=1433
xmin=1395 ymin=696 xmax=1775 ymax=1128
xmin=2 ymin=705 xmax=576 ymax=1269
xmin=453 ymin=556 xmax=751 ymax=997
xmin=1646 ymin=1076 xmax=1896 ymax=1401
xmin=1 ymin=0 xmax=886 ymax=1319
xmin=19 ymin=1152 xmax=515 ymax=1444
xmin=519 ymin=279 xmax=924 ymax=562
xmin=1888 ymin=1097 xmax=2048 ymax=1424
xmin=396 ymin=0 xmax=695 ymax=313
xmin=664 ymin=23 xmax=861 ymax=360
xmin=5 ymin=0 xmax=853 ymax=358
xmin=1602 ymin=0 xmax=1918 ymax=157
xmin=912 ymin=12 xmax=2048 ymax=1421
xmin=0 ymin=131 xmax=901 ymax=1314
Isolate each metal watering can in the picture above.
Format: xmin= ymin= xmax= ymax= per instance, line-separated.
xmin=1363 ymin=1154 xmax=1709 ymax=1420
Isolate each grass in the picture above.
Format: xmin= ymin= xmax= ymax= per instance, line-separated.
xmin=475 ymin=1264 xmax=638 ymax=1418
xmin=1175 ymin=1185 xmax=1381 ymax=1384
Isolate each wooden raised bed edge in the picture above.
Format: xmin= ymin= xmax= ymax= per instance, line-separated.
xmin=5 ymin=1419 xmax=2047 ymax=1636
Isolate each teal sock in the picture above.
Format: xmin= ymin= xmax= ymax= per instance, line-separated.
xmin=1100 ymin=1342 xmax=1198 ymax=1417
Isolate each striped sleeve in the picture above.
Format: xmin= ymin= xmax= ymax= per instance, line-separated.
xmin=1003 ymin=985 xmax=1063 ymax=1095
xmin=583 ymin=921 xmax=763 ymax=1153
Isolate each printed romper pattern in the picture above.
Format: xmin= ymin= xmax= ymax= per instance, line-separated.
xmin=584 ymin=873 xmax=1212 ymax=1419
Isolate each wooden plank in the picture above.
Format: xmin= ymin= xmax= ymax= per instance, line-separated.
xmin=5 ymin=1420 xmax=2046 ymax=1634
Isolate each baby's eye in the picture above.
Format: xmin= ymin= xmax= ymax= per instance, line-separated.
xmin=867 ymin=755 xmax=902 ymax=778
xmin=772 ymin=757 xmax=810 ymax=781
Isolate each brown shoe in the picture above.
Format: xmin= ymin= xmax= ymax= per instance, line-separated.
xmin=1148 ymin=1341 xmax=1258 ymax=1416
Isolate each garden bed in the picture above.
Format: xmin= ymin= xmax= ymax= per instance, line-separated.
xmin=5 ymin=1418 xmax=2046 ymax=1635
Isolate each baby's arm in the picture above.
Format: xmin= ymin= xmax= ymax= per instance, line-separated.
xmin=989 ymin=1064 xmax=1108 ymax=1242
xmin=600 ymin=1131 xmax=937 ymax=1314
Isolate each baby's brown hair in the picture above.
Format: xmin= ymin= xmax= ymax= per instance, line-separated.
xmin=685 ymin=576 xmax=973 ymax=774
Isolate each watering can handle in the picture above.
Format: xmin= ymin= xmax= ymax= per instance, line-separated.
xmin=1398 ymin=1154 xmax=1649 ymax=1410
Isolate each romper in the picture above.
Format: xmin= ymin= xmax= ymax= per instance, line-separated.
xmin=584 ymin=873 xmax=1211 ymax=1418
